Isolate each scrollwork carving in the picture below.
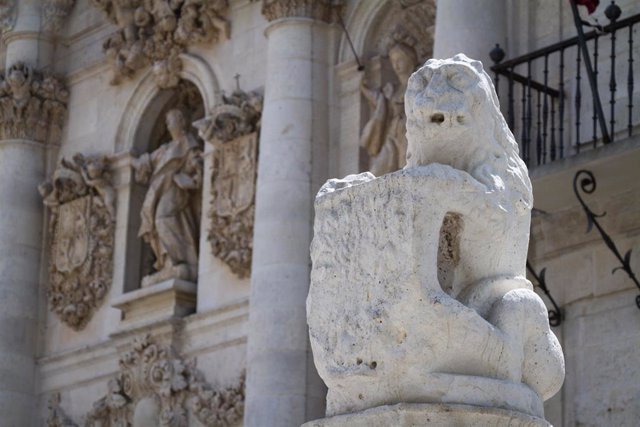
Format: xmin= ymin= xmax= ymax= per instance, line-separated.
xmin=92 ymin=0 xmax=230 ymax=88
xmin=39 ymin=154 xmax=115 ymax=330
xmin=0 ymin=63 xmax=68 ymax=144
xmin=195 ymin=90 xmax=263 ymax=278
xmin=85 ymin=335 xmax=245 ymax=427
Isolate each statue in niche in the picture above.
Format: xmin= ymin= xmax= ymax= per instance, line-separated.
xmin=360 ymin=30 xmax=419 ymax=176
xmin=132 ymin=109 xmax=203 ymax=287
xmin=39 ymin=154 xmax=115 ymax=330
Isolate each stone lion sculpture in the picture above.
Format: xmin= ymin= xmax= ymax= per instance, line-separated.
xmin=307 ymin=55 xmax=564 ymax=424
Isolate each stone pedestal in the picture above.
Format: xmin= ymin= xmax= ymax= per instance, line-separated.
xmin=112 ymin=279 xmax=196 ymax=329
xmin=303 ymin=403 xmax=550 ymax=427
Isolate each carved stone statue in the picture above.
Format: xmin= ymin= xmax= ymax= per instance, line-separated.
xmin=0 ymin=62 xmax=68 ymax=143
xmin=84 ymin=335 xmax=245 ymax=427
xmin=92 ymin=0 xmax=230 ymax=87
xmin=133 ymin=109 xmax=203 ymax=288
xmin=195 ymin=90 xmax=262 ymax=278
xmin=360 ymin=30 xmax=418 ymax=176
xmin=39 ymin=154 xmax=115 ymax=330
xmin=307 ymin=55 xmax=564 ymax=426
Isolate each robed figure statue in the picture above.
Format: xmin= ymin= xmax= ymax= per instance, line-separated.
xmin=132 ymin=109 xmax=203 ymax=287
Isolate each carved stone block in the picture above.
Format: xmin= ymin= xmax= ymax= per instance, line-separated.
xmin=40 ymin=154 xmax=115 ymax=330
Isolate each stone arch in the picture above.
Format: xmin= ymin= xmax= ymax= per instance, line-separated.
xmin=115 ymin=53 xmax=221 ymax=154
xmin=116 ymin=53 xmax=216 ymax=292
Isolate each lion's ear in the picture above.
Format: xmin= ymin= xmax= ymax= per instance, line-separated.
xmin=469 ymin=60 xmax=484 ymax=73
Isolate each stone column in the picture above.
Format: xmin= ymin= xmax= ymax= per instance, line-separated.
xmin=244 ymin=1 xmax=340 ymax=426
xmin=433 ymin=0 xmax=507 ymax=67
xmin=0 ymin=1 xmax=64 ymax=425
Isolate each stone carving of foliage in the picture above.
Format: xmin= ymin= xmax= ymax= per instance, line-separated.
xmin=43 ymin=0 xmax=77 ymax=33
xmin=0 ymin=62 xmax=68 ymax=144
xmin=194 ymin=90 xmax=263 ymax=278
xmin=91 ymin=0 xmax=230 ymax=88
xmin=47 ymin=392 xmax=78 ymax=427
xmin=0 ymin=0 xmax=15 ymax=32
xmin=85 ymin=335 xmax=245 ymax=427
xmin=39 ymin=154 xmax=115 ymax=330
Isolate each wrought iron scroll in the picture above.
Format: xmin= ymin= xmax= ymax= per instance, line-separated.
xmin=573 ymin=170 xmax=640 ymax=309
xmin=527 ymin=261 xmax=563 ymax=327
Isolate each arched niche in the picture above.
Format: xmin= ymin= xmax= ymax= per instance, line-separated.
xmin=124 ymin=80 xmax=206 ymax=291
xmin=334 ymin=0 xmax=435 ymax=176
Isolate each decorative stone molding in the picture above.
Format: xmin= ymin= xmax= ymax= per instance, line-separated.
xmin=42 ymin=0 xmax=76 ymax=34
xmin=39 ymin=154 xmax=115 ymax=330
xmin=92 ymin=0 xmax=230 ymax=88
xmin=0 ymin=62 xmax=68 ymax=144
xmin=195 ymin=90 xmax=262 ymax=278
xmin=0 ymin=0 xmax=15 ymax=32
xmin=46 ymin=393 xmax=78 ymax=427
xmin=85 ymin=335 xmax=245 ymax=427
xmin=261 ymin=0 xmax=343 ymax=23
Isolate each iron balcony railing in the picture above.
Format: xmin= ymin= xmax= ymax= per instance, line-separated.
xmin=490 ymin=1 xmax=639 ymax=167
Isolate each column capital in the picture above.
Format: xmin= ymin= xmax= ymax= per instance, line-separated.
xmin=0 ymin=62 xmax=68 ymax=144
xmin=261 ymin=0 xmax=343 ymax=23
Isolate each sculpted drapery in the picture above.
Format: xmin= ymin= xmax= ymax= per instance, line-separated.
xmin=133 ymin=109 xmax=203 ymax=287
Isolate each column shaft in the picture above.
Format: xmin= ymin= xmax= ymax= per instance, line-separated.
xmin=245 ymin=18 xmax=330 ymax=426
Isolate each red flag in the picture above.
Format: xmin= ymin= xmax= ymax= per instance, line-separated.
xmin=575 ymin=0 xmax=600 ymax=14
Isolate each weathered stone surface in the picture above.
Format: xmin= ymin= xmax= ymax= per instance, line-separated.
xmin=307 ymin=55 xmax=564 ymax=422
xmin=302 ymin=403 xmax=550 ymax=427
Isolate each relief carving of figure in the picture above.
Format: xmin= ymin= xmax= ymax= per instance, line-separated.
xmin=39 ymin=154 xmax=115 ymax=330
xmin=92 ymin=0 xmax=229 ymax=87
xmin=360 ymin=31 xmax=418 ymax=176
xmin=133 ymin=109 xmax=203 ymax=287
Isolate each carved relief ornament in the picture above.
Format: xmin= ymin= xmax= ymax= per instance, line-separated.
xmin=46 ymin=393 xmax=78 ymax=427
xmin=39 ymin=154 xmax=115 ymax=330
xmin=0 ymin=0 xmax=15 ymax=32
xmin=92 ymin=0 xmax=230 ymax=88
xmin=85 ymin=335 xmax=245 ymax=427
xmin=195 ymin=90 xmax=263 ymax=278
xmin=43 ymin=0 xmax=77 ymax=34
xmin=262 ymin=0 xmax=343 ymax=22
xmin=0 ymin=63 xmax=68 ymax=144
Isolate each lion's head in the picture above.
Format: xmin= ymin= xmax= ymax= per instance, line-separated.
xmin=404 ymin=54 xmax=532 ymax=209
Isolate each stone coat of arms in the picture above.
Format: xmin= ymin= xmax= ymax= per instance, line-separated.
xmin=40 ymin=154 xmax=115 ymax=330
xmin=195 ymin=89 xmax=262 ymax=278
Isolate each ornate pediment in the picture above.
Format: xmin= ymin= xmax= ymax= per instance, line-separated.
xmin=195 ymin=90 xmax=263 ymax=278
xmin=40 ymin=154 xmax=115 ymax=330
xmin=92 ymin=0 xmax=230 ymax=88
xmin=84 ymin=335 xmax=245 ymax=427
xmin=0 ymin=63 xmax=68 ymax=144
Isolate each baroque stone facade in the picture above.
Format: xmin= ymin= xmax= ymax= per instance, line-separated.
xmin=92 ymin=0 xmax=230 ymax=87
xmin=261 ymin=0 xmax=343 ymax=22
xmin=0 ymin=63 xmax=68 ymax=144
xmin=40 ymin=154 xmax=115 ymax=330
xmin=42 ymin=0 xmax=76 ymax=33
xmin=196 ymin=90 xmax=262 ymax=278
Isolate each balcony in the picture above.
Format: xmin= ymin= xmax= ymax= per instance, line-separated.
xmin=489 ymin=1 xmax=640 ymax=169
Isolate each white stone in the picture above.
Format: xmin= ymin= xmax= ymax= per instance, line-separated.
xmin=307 ymin=55 xmax=564 ymax=423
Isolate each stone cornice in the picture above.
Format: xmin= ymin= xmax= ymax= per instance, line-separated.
xmin=261 ymin=0 xmax=343 ymax=23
